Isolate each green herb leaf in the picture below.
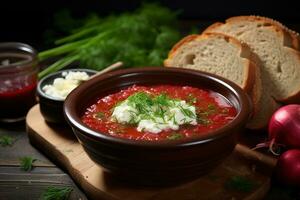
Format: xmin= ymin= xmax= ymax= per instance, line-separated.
xmin=167 ymin=133 xmax=184 ymax=140
xmin=187 ymin=93 xmax=197 ymax=104
xmin=208 ymin=103 xmax=216 ymax=111
xmin=0 ymin=135 xmax=15 ymax=147
xmin=178 ymin=105 xmax=196 ymax=118
xmin=94 ymin=112 xmax=105 ymax=119
xmin=20 ymin=156 xmax=37 ymax=171
xmin=40 ymin=186 xmax=72 ymax=200
xmin=197 ymin=116 xmax=211 ymax=125
xmin=221 ymin=108 xmax=229 ymax=114
xmin=225 ymin=176 xmax=256 ymax=192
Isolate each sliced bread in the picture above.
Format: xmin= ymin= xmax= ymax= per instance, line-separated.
xmin=164 ymin=33 xmax=256 ymax=92
xmin=203 ymin=16 xmax=300 ymax=104
xmin=164 ymin=33 xmax=266 ymax=129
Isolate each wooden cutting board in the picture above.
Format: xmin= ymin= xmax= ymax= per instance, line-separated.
xmin=26 ymin=105 xmax=277 ymax=200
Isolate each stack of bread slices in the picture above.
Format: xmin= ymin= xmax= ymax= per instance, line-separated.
xmin=164 ymin=16 xmax=300 ymax=129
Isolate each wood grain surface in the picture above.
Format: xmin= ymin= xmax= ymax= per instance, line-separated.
xmin=0 ymin=117 xmax=87 ymax=200
xmin=26 ymin=104 xmax=277 ymax=200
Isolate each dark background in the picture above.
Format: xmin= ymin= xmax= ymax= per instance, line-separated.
xmin=1 ymin=0 xmax=300 ymax=50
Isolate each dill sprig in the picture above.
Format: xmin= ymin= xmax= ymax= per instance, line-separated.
xmin=178 ymin=105 xmax=196 ymax=118
xmin=225 ymin=176 xmax=256 ymax=192
xmin=127 ymin=92 xmax=153 ymax=114
xmin=167 ymin=133 xmax=183 ymax=140
xmin=93 ymin=112 xmax=105 ymax=119
xmin=0 ymin=135 xmax=15 ymax=147
xmin=187 ymin=93 xmax=197 ymax=104
xmin=40 ymin=186 xmax=73 ymax=200
xmin=20 ymin=156 xmax=37 ymax=171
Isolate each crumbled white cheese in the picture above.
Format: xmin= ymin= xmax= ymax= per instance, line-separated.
xmin=111 ymin=100 xmax=138 ymax=123
xmin=111 ymin=97 xmax=197 ymax=134
xmin=42 ymin=71 xmax=89 ymax=100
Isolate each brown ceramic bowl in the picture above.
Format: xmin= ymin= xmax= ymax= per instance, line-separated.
xmin=64 ymin=67 xmax=251 ymax=185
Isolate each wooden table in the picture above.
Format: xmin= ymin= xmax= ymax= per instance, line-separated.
xmin=0 ymin=121 xmax=87 ymax=200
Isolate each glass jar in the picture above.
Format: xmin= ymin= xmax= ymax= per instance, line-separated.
xmin=0 ymin=42 xmax=38 ymax=122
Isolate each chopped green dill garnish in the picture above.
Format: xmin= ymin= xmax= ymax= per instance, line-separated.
xmin=154 ymin=106 xmax=166 ymax=122
xmin=0 ymin=135 xmax=15 ymax=147
xmin=221 ymin=108 xmax=229 ymax=114
xmin=197 ymin=116 xmax=211 ymax=125
xmin=224 ymin=176 xmax=256 ymax=192
xmin=187 ymin=93 xmax=197 ymax=104
xmin=125 ymin=92 xmax=174 ymax=117
xmin=198 ymin=111 xmax=209 ymax=117
xmin=127 ymin=92 xmax=153 ymax=114
xmin=20 ymin=156 xmax=37 ymax=171
xmin=114 ymin=126 xmax=126 ymax=134
xmin=178 ymin=105 xmax=196 ymax=118
xmin=40 ymin=186 xmax=72 ymax=200
xmin=125 ymin=92 xmax=196 ymax=120
xmin=154 ymin=93 xmax=171 ymax=106
xmin=94 ymin=112 xmax=105 ymax=119
xmin=197 ymin=104 xmax=217 ymax=117
xmin=112 ymin=91 xmax=198 ymax=132
xmin=128 ymin=114 xmax=137 ymax=124
xmin=167 ymin=133 xmax=184 ymax=140
xmin=208 ymin=103 xmax=216 ymax=111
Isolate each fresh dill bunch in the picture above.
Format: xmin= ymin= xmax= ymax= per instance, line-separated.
xmin=0 ymin=135 xmax=15 ymax=147
xmin=40 ymin=186 xmax=73 ymax=200
xmin=20 ymin=156 xmax=37 ymax=171
xmin=38 ymin=3 xmax=181 ymax=79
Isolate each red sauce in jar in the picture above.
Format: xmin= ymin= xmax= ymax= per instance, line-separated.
xmin=0 ymin=77 xmax=37 ymax=120
xmin=81 ymin=85 xmax=237 ymax=141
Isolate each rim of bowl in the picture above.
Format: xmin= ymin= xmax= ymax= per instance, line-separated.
xmin=37 ymin=68 xmax=97 ymax=101
xmin=64 ymin=67 xmax=252 ymax=149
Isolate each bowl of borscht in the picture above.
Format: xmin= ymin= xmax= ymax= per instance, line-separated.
xmin=64 ymin=67 xmax=251 ymax=185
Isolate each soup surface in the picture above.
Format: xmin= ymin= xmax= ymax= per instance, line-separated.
xmin=81 ymin=85 xmax=237 ymax=141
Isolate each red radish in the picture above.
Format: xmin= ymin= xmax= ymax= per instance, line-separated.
xmin=275 ymin=149 xmax=300 ymax=187
xmin=254 ymin=104 xmax=300 ymax=155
